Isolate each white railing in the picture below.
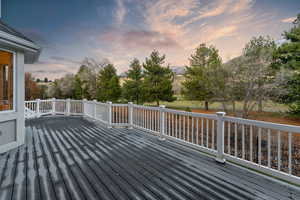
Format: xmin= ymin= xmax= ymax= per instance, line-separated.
xmin=24 ymin=99 xmax=300 ymax=185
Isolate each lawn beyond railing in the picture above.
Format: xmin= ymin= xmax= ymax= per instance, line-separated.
xmin=25 ymin=99 xmax=300 ymax=185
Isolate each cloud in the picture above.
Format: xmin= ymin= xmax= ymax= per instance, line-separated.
xmin=35 ymin=0 xmax=282 ymax=79
xmin=50 ymin=56 xmax=81 ymax=65
xmin=89 ymin=0 xmax=274 ymax=73
xmin=25 ymin=63 xmax=75 ymax=80
xmin=19 ymin=29 xmax=50 ymax=48
xmin=281 ymin=17 xmax=296 ymax=23
xmin=230 ymin=0 xmax=255 ymax=13
xmin=114 ymin=0 xmax=127 ymax=25
xmin=181 ymin=0 xmax=230 ymax=26
xmin=19 ymin=0 xmax=292 ymax=81
xmin=25 ymin=57 xmax=81 ymax=80
xmin=124 ymin=31 xmax=179 ymax=48
xmin=101 ymin=30 xmax=179 ymax=49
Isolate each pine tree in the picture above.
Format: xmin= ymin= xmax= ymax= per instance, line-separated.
xmin=143 ymin=50 xmax=176 ymax=106
xmin=182 ymin=43 xmax=222 ymax=110
xmin=96 ymin=64 xmax=121 ymax=102
xmin=122 ymin=58 xmax=144 ymax=104
xmin=273 ymin=14 xmax=300 ymax=115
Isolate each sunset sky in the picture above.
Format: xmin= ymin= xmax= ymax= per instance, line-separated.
xmin=2 ymin=0 xmax=300 ymax=80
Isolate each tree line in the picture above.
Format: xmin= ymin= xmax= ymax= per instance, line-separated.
xmin=26 ymin=14 xmax=300 ymax=118
xmin=45 ymin=51 xmax=175 ymax=106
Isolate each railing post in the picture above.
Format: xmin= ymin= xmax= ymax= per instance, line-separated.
xmin=66 ymin=99 xmax=71 ymax=116
xmin=128 ymin=102 xmax=133 ymax=129
xmin=107 ymin=101 xmax=112 ymax=128
xmin=52 ymin=98 xmax=56 ymax=115
xmin=83 ymin=99 xmax=87 ymax=116
xmin=216 ymin=112 xmax=226 ymax=163
xmin=159 ymin=105 xmax=166 ymax=141
xmin=93 ymin=99 xmax=97 ymax=119
xmin=36 ymin=99 xmax=40 ymax=118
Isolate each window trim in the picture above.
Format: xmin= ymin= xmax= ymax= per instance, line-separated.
xmin=0 ymin=48 xmax=16 ymax=113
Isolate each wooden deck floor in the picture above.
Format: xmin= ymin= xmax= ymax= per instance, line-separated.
xmin=1 ymin=116 xmax=300 ymax=200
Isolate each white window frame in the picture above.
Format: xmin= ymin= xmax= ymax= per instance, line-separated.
xmin=0 ymin=48 xmax=16 ymax=114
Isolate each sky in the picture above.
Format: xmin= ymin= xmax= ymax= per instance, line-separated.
xmin=2 ymin=0 xmax=300 ymax=80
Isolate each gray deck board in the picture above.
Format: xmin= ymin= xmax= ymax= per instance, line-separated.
xmin=1 ymin=116 xmax=300 ymax=200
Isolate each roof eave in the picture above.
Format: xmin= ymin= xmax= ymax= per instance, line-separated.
xmin=0 ymin=30 xmax=40 ymax=64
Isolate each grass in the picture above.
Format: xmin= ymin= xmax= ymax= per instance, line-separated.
xmin=145 ymin=96 xmax=288 ymax=112
xmin=144 ymin=96 xmax=300 ymax=126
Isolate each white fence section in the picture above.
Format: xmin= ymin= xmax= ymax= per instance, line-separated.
xmin=24 ymin=99 xmax=300 ymax=185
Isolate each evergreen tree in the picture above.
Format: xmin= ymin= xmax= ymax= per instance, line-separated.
xmin=122 ymin=59 xmax=144 ymax=104
xmin=182 ymin=44 xmax=222 ymax=110
xmin=273 ymin=14 xmax=300 ymax=115
xmin=74 ymin=75 xmax=83 ymax=100
xmin=96 ymin=64 xmax=121 ymax=102
xmin=143 ymin=50 xmax=176 ymax=106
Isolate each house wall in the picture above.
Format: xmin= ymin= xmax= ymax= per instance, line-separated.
xmin=0 ymin=50 xmax=25 ymax=153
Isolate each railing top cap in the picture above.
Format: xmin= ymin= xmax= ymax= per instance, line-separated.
xmin=216 ymin=112 xmax=226 ymax=116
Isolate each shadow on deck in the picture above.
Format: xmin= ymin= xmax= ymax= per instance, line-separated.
xmin=0 ymin=116 xmax=300 ymax=200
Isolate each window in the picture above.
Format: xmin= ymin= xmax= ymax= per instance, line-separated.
xmin=0 ymin=50 xmax=13 ymax=112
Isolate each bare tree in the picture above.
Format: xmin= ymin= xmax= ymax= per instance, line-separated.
xmin=220 ymin=36 xmax=277 ymax=117
xmin=78 ymin=57 xmax=109 ymax=99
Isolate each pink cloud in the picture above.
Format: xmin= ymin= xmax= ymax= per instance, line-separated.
xmin=100 ymin=30 xmax=179 ymax=49
xmin=281 ymin=17 xmax=296 ymax=23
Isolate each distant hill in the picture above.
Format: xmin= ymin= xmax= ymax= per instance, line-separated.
xmin=170 ymin=66 xmax=186 ymax=75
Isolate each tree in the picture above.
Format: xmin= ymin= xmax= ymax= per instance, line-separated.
xmin=74 ymin=75 xmax=83 ymax=100
xmin=273 ymin=14 xmax=300 ymax=115
xmin=44 ymin=77 xmax=48 ymax=83
xmin=25 ymin=73 xmax=40 ymax=100
xmin=143 ymin=50 xmax=176 ymax=106
xmin=58 ymin=74 xmax=76 ymax=98
xmin=225 ymin=36 xmax=276 ymax=117
xmin=182 ymin=44 xmax=222 ymax=110
xmin=77 ymin=58 xmax=105 ymax=99
xmin=222 ymin=57 xmax=246 ymax=113
xmin=73 ymin=64 xmax=96 ymax=100
xmin=96 ymin=64 xmax=121 ymax=102
xmin=122 ymin=58 xmax=144 ymax=104
xmin=47 ymin=79 xmax=62 ymax=98
xmin=45 ymin=57 xmax=106 ymax=99
xmin=38 ymin=85 xmax=48 ymax=99
xmin=244 ymin=36 xmax=276 ymax=112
